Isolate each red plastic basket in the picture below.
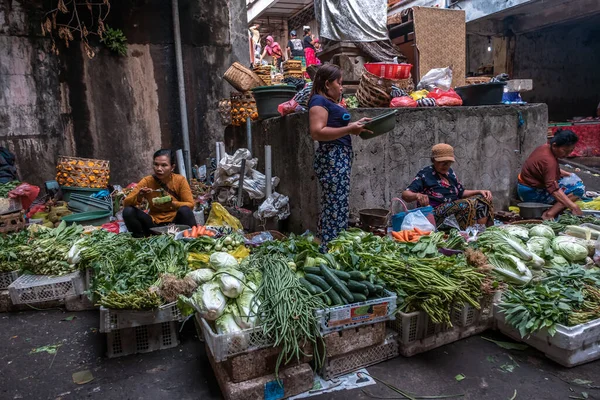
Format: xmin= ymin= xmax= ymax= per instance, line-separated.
xmin=364 ymin=63 xmax=412 ymax=80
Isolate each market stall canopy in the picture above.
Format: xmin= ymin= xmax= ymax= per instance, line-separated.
xmin=315 ymin=0 xmax=388 ymax=42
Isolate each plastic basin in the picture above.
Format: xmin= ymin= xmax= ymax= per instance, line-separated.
xmin=61 ymin=186 xmax=104 ymax=202
xmin=251 ymin=85 xmax=297 ymax=119
xmin=454 ymin=82 xmax=506 ymax=106
xmin=360 ymin=110 xmax=398 ymax=140
xmin=61 ymin=211 xmax=111 ymax=226
xmin=364 ymin=63 xmax=412 ymax=80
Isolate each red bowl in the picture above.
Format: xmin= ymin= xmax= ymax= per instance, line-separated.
xmin=364 ymin=63 xmax=412 ymax=80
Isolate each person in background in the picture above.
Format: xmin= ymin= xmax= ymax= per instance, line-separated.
xmin=287 ymin=30 xmax=305 ymax=68
xmin=123 ymin=149 xmax=196 ymax=237
xmin=518 ymin=129 xmax=584 ymax=219
xmin=402 ymin=144 xmax=494 ymax=230
xmin=309 ymin=64 xmax=372 ymax=250
xmin=249 ymin=24 xmax=262 ymax=65
xmin=303 ymin=26 xmax=318 ymax=69
xmin=260 ymin=35 xmax=283 ymax=70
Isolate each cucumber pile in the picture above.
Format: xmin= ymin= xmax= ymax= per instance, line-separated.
xmin=298 ymin=262 xmax=387 ymax=307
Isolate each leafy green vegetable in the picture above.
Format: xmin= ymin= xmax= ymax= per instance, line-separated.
xmin=529 ymin=224 xmax=555 ymax=239
xmin=552 ymin=237 xmax=588 ymax=262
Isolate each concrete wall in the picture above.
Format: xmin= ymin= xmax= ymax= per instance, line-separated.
xmin=227 ymin=104 xmax=548 ymax=233
xmin=513 ymin=16 xmax=600 ymax=121
xmin=0 ymin=0 xmax=248 ymax=186
xmin=466 ymin=34 xmax=493 ymax=75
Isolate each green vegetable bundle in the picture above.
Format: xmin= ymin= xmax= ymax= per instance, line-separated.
xmin=499 ymin=265 xmax=600 ymax=336
xmin=89 ymin=234 xmax=189 ymax=309
xmin=250 ymin=254 xmax=325 ymax=379
xmin=0 ymin=231 xmax=29 ymax=272
xmin=16 ymin=222 xmax=84 ymax=276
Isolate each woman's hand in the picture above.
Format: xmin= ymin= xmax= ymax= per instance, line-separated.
xmin=479 ymin=190 xmax=493 ymax=201
xmin=137 ymin=187 xmax=153 ymax=202
xmin=348 ymin=118 xmax=373 ymax=136
xmin=571 ymin=204 xmax=584 ymax=216
xmin=416 ymin=193 xmax=429 ymax=206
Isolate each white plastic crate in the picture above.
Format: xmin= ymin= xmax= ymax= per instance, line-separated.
xmin=452 ymin=293 xmax=495 ymax=328
xmin=495 ymin=306 xmax=600 ymax=367
xmin=99 ymin=302 xmax=182 ymax=333
xmin=8 ymin=271 xmax=84 ymax=304
xmin=106 ymin=321 xmax=179 ymax=358
xmin=315 ymin=290 xmax=397 ymax=334
xmin=0 ymin=271 xmax=18 ymax=290
xmin=198 ymin=314 xmax=273 ymax=362
xmin=321 ymin=331 xmax=399 ymax=380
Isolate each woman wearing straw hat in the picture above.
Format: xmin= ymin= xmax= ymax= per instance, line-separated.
xmin=402 ymin=144 xmax=494 ymax=230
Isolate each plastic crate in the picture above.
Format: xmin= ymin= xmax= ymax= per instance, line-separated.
xmin=199 ymin=314 xmax=273 ymax=362
xmin=106 ymin=321 xmax=179 ymax=358
xmin=99 ymin=302 xmax=182 ymax=333
xmin=8 ymin=271 xmax=84 ymax=304
xmin=315 ymin=290 xmax=397 ymax=334
xmin=0 ymin=271 xmax=19 ymax=290
xmin=495 ymin=306 xmax=600 ymax=367
xmin=321 ymin=331 xmax=399 ymax=380
xmin=452 ymin=293 xmax=495 ymax=328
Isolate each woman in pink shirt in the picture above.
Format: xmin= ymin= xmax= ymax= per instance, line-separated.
xmin=260 ymin=35 xmax=283 ymax=69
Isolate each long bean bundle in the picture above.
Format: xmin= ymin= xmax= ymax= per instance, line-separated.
xmin=251 ymin=254 xmax=326 ymax=378
xmin=380 ymin=256 xmax=487 ymax=325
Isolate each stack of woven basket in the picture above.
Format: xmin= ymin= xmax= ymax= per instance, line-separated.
xmin=356 ymin=69 xmax=414 ymax=108
xmin=282 ymin=60 xmax=303 ymax=79
xmin=254 ymin=65 xmax=272 ymax=86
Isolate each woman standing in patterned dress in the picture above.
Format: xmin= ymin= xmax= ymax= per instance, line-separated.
xmin=309 ymin=64 xmax=372 ymax=250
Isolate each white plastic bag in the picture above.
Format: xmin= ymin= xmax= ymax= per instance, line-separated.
xmin=417 ymin=67 xmax=453 ymax=91
xmin=400 ymin=210 xmax=435 ymax=232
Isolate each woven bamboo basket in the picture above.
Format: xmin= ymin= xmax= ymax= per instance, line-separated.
xmin=362 ymin=69 xmax=414 ymax=92
xmin=284 ymin=72 xmax=304 ymax=79
xmin=0 ymin=211 xmax=25 ymax=234
xmin=223 ymin=62 xmax=265 ymax=92
xmin=56 ymin=156 xmax=110 ymax=188
xmin=230 ymin=92 xmax=258 ymax=127
xmin=509 ymin=219 xmax=542 ymax=225
xmin=357 ymin=75 xmax=393 ymax=108
xmin=282 ymin=60 xmax=302 ymax=70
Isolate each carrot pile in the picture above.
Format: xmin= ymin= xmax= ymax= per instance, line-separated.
xmin=183 ymin=225 xmax=215 ymax=238
xmin=391 ymin=227 xmax=431 ymax=243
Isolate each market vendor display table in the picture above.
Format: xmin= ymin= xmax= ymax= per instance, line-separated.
xmin=549 ymin=122 xmax=600 ymax=157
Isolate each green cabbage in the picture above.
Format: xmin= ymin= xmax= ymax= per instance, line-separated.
xmin=529 ymin=224 xmax=555 ymax=239
xmin=501 ymin=225 xmax=530 ymax=241
xmin=215 ymin=308 xmax=243 ymax=334
xmin=552 ymin=237 xmax=588 ymax=262
xmin=218 ymin=268 xmax=245 ymax=298
xmin=186 ymin=269 xmax=215 ymax=284
xmin=193 ymin=281 xmax=227 ymax=320
xmin=233 ymin=287 xmax=259 ymax=329
xmin=210 ymin=252 xmax=238 ymax=270
xmin=526 ymin=237 xmax=553 ymax=259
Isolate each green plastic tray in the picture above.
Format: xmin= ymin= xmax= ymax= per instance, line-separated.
xmin=61 ymin=211 xmax=111 ymax=226
xmin=360 ymin=110 xmax=398 ymax=140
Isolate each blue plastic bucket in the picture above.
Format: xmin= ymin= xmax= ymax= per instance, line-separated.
xmin=392 ymin=206 xmax=434 ymax=231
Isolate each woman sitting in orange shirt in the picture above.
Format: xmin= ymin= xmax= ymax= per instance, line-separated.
xmin=123 ymin=149 xmax=195 ymax=237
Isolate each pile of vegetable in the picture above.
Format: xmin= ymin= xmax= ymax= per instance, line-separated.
xmin=77 ymin=232 xmax=190 ymax=309
xmin=0 ymin=231 xmax=28 ymax=272
xmin=477 ymin=224 xmax=596 ymax=286
xmin=0 ymin=181 xmax=20 ymax=198
xmin=499 ymin=265 xmax=600 ymax=336
xmin=249 ymin=254 xmax=326 ymax=377
xmin=15 ymin=222 xmax=84 ymax=275
xmin=328 ymin=230 xmax=489 ymax=325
